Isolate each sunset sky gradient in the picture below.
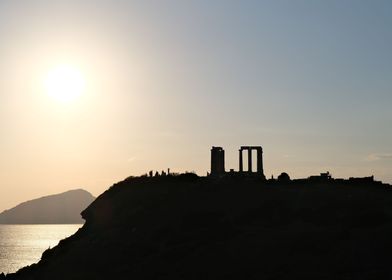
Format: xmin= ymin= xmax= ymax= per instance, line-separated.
xmin=0 ymin=0 xmax=391 ymax=210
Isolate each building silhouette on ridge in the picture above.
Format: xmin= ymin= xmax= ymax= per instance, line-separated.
xmin=209 ymin=146 xmax=381 ymax=185
xmin=210 ymin=146 xmax=265 ymax=179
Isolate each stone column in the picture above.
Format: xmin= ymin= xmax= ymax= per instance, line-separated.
xmin=221 ymin=149 xmax=225 ymax=173
xmin=257 ymin=148 xmax=263 ymax=175
xmin=239 ymin=149 xmax=243 ymax=172
xmin=248 ymin=148 xmax=252 ymax=173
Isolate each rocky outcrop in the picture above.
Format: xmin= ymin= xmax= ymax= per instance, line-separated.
xmin=6 ymin=175 xmax=392 ymax=279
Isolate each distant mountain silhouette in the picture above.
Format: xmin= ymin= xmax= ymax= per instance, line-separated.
xmin=0 ymin=189 xmax=95 ymax=224
xmin=4 ymin=175 xmax=392 ymax=280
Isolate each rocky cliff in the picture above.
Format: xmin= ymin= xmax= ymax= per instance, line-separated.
xmin=5 ymin=174 xmax=392 ymax=279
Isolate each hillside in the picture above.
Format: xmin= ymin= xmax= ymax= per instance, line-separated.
xmin=0 ymin=189 xmax=95 ymax=224
xmin=4 ymin=174 xmax=392 ymax=279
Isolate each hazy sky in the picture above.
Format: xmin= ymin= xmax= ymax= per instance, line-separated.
xmin=1 ymin=0 xmax=391 ymax=210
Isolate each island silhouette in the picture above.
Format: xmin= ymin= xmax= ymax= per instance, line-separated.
xmin=2 ymin=146 xmax=391 ymax=280
xmin=0 ymin=189 xmax=95 ymax=224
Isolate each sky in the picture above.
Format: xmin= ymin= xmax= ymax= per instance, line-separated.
xmin=0 ymin=0 xmax=391 ymax=210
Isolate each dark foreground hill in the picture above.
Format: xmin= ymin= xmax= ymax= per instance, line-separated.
xmin=0 ymin=189 xmax=95 ymax=224
xmin=4 ymin=175 xmax=392 ymax=280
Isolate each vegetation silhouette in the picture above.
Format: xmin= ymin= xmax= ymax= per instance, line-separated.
xmin=277 ymin=172 xmax=290 ymax=181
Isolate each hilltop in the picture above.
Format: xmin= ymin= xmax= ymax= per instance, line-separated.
xmin=4 ymin=174 xmax=392 ymax=279
xmin=0 ymin=189 xmax=95 ymax=224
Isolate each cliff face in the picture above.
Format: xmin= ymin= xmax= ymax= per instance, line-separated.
xmin=6 ymin=175 xmax=392 ymax=280
xmin=0 ymin=189 xmax=95 ymax=224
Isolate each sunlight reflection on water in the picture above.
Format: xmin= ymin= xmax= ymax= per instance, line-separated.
xmin=0 ymin=224 xmax=82 ymax=274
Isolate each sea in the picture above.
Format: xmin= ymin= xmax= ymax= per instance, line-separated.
xmin=0 ymin=224 xmax=82 ymax=274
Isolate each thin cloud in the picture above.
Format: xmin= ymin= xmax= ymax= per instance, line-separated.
xmin=127 ymin=157 xmax=137 ymax=162
xmin=282 ymin=154 xmax=296 ymax=159
xmin=366 ymin=153 xmax=392 ymax=161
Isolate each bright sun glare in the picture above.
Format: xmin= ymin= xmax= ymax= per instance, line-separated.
xmin=45 ymin=64 xmax=85 ymax=103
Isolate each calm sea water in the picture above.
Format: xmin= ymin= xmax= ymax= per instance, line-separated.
xmin=0 ymin=224 xmax=82 ymax=274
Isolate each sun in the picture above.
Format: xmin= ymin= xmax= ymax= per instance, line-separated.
xmin=45 ymin=64 xmax=85 ymax=103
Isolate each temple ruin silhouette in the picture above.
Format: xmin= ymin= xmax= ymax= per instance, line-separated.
xmin=209 ymin=146 xmax=378 ymax=184
xmin=211 ymin=146 xmax=265 ymax=179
